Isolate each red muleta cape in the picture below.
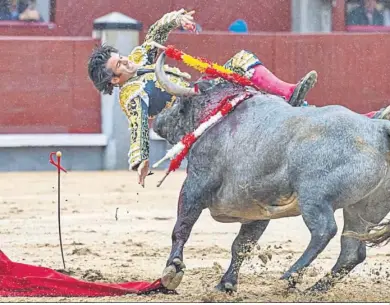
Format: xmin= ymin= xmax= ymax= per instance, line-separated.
xmin=0 ymin=250 xmax=165 ymax=297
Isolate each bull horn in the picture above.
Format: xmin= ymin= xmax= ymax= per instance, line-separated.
xmin=155 ymin=51 xmax=199 ymax=96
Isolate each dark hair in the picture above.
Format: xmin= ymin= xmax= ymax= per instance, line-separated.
xmin=87 ymin=44 xmax=119 ymax=95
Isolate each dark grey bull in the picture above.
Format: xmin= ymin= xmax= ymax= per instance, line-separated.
xmin=153 ymin=52 xmax=390 ymax=293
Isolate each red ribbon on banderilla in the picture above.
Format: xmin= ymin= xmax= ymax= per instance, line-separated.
xmin=151 ymin=44 xmax=255 ymax=187
xmin=152 ymin=92 xmax=252 ymax=187
xmin=49 ymin=151 xmax=67 ymax=270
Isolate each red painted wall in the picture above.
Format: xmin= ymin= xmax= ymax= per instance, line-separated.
xmin=167 ymin=32 xmax=390 ymax=114
xmin=1 ymin=33 xmax=389 ymax=134
xmin=53 ymin=0 xmax=290 ymax=36
xmin=272 ymin=33 xmax=390 ymax=113
xmin=0 ymin=22 xmax=59 ymax=36
xmin=332 ymin=0 xmax=346 ymax=31
xmin=0 ymin=37 xmax=100 ymax=134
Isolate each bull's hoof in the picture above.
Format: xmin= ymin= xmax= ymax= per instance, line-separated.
xmin=215 ymin=281 xmax=237 ymax=294
xmin=161 ymin=258 xmax=186 ymax=290
xmin=304 ymin=282 xmax=331 ymax=294
xmin=280 ymin=271 xmax=302 ymax=289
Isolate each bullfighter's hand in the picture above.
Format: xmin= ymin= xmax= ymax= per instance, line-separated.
xmin=137 ymin=159 xmax=150 ymax=188
xmin=177 ymin=9 xmax=196 ymax=32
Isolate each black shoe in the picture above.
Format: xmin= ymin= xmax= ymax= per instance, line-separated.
xmin=288 ymin=71 xmax=318 ymax=107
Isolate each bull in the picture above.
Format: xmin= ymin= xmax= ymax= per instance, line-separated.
xmin=152 ymin=51 xmax=390 ymax=293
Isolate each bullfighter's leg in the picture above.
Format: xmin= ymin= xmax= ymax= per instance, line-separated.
xmin=280 ymin=195 xmax=338 ymax=285
xmin=161 ymin=178 xmax=204 ymax=290
xmin=223 ymin=50 xmax=317 ymax=107
xmin=307 ymin=200 xmax=390 ymax=293
xmin=215 ymin=220 xmax=270 ymax=293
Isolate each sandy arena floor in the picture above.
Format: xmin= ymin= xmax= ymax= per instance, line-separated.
xmin=0 ymin=170 xmax=390 ymax=302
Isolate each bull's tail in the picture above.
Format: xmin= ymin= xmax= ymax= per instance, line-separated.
xmin=344 ymin=219 xmax=390 ymax=247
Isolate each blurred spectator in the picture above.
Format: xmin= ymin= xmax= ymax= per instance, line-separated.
xmin=347 ymin=0 xmax=384 ymax=25
xmin=18 ymin=0 xmax=43 ymax=22
xmin=0 ymin=0 xmax=11 ymax=20
xmin=10 ymin=0 xmax=19 ymax=19
xmin=228 ymin=19 xmax=248 ymax=33
xmin=383 ymin=1 xmax=390 ymax=25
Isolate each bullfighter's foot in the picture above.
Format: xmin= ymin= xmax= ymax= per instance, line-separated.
xmin=161 ymin=258 xmax=186 ymax=290
xmin=214 ymin=281 xmax=237 ymax=294
xmin=288 ymin=71 xmax=318 ymax=107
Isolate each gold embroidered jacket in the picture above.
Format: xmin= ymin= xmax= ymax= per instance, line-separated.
xmin=119 ymin=11 xmax=262 ymax=171
xmin=119 ymin=11 xmax=191 ymax=170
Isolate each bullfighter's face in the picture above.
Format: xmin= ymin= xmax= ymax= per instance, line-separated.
xmin=106 ymin=52 xmax=141 ymax=86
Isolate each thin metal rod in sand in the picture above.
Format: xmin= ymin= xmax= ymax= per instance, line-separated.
xmin=49 ymin=151 xmax=68 ymax=270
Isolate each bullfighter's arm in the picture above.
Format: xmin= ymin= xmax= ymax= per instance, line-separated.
xmin=128 ymin=10 xmax=184 ymax=66
xmin=120 ymin=82 xmax=150 ymax=171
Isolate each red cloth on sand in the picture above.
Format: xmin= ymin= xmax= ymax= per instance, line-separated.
xmin=0 ymin=250 xmax=163 ymax=297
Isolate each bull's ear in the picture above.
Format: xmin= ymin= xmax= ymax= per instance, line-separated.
xmin=178 ymin=102 xmax=187 ymax=114
xmin=193 ymin=81 xmax=212 ymax=93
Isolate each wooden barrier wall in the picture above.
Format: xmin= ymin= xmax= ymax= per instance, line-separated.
xmin=0 ymin=32 xmax=389 ymax=134
xmin=54 ymin=0 xmax=291 ymax=36
xmin=0 ymin=0 xmax=291 ymax=36
xmin=0 ymin=37 xmax=100 ymax=134
xmin=167 ymin=32 xmax=390 ymax=114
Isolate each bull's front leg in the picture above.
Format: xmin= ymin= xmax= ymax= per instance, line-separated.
xmin=161 ymin=178 xmax=204 ymax=290
xmin=216 ymin=220 xmax=270 ymax=293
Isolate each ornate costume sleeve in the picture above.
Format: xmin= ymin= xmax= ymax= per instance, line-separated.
xmin=128 ymin=11 xmax=181 ymax=65
xmin=120 ymin=83 xmax=150 ymax=171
